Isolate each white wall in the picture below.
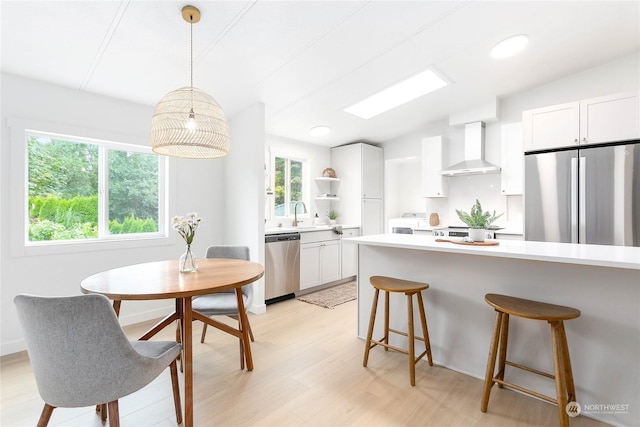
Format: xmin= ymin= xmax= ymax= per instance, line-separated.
xmin=225 ymin=103 xmax=267 ymax=313
xmin=0 ymin=74 xmax=263 ymax=355
xmin=382 ymin=52 xmax=640 ymax=230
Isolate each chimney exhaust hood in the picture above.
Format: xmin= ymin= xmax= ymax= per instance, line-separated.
xmin=440 ymin=121 xmax=500 ymax=176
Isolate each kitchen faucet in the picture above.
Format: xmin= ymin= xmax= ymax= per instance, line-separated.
xmin=292 ymin=201 xmax=307 ymax=227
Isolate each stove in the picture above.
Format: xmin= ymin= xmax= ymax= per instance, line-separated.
xmin=432 ymin=226 xmax=496 ymax=240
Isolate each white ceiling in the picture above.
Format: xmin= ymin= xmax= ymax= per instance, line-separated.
xmin=2 ymin=1 xmax=639 ymax=147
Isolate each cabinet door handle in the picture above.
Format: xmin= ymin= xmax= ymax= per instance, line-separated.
xmin=574 ymin=138 xmax=578 ymax=142
xmin=582 ymin=137 xmax=587 ymax=142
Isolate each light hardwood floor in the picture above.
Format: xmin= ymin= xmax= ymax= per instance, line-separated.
xmin=1 ymin=297 xmax=610 ymax=427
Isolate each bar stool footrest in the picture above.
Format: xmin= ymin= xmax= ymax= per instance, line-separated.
xmin=505 ymin=360 xmax=555 ymax=380
xmin=369 ymin=338 xmax=409 ymax=355
xmin=368 ymin=339 xmax=430 ymax=363
xmin=388 ymin=328 xmax=427 ymax=343
xmin=492 ymin=378 xmax=557 ymax=405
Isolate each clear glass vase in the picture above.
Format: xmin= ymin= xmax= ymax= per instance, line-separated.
xmin=179 ymin=244 xmax=198 ymax=273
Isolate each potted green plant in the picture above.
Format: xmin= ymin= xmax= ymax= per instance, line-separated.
xmin=327 ymin=210 xmax=339 ymax=225
xmin=455 ymin=199 xmax=502 ymax=242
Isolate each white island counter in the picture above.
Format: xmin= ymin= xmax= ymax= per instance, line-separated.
xmin=345 ymin=234 xmax=639 ymax=427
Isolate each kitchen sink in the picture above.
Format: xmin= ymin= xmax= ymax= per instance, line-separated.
xmin=265 ymin=225 xmax=334 ymax=234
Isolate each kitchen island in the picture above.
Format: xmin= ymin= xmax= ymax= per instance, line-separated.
xmin=344 ymin=234 xmax=639 ymax=427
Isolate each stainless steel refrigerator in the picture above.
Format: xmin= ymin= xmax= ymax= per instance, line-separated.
xmin=524 ymin=140 xmax=640 ymax=246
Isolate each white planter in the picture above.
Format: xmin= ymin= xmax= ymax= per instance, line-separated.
xmin=468 ymin=228 xmax=485 ymax=242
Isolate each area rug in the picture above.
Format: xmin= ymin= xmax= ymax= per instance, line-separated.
xmin=297 ymin=281 xmax=357 ymax=309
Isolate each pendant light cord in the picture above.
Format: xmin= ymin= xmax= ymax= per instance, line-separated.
xmin=190 ymin=15 xmax=193 ymax=89
xmin=189 ymin=14 xmax=194 ymax=117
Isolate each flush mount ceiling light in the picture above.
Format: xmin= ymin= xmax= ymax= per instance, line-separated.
xmin=309 ymin=126 xmax=331 ymax=137
xmin=490 ymin=34 xmax=529 ymax=59
xmin=150 ymin=5 xmax=230 ymax=159
xmin=344 ymin=69 xmax=448 ymax=120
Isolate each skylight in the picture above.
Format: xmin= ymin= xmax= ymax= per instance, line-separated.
xmin=344 ymin=69 xmax=448 ymax=120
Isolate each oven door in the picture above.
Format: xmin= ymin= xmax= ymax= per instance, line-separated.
xmin=392 ymin=226 xmax=413 ymax=234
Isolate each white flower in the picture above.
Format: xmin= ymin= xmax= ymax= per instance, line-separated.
xmin=172 ymin=213 xmax=202 ymax=245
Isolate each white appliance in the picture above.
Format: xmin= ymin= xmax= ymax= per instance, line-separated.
xmin=388 ymin=213 xmax=428 ymax=234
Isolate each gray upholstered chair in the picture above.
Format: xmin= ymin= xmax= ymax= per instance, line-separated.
xmin=14 ymin=293 xmax=182 ymax=427
xmin=192 ymin=245 xmax=254 ymax=369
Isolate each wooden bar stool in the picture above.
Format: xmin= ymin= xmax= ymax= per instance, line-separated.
xmin=363 ymin=276 xmax=433 ymax=386
xmin=481 ymin=293 xmax=581 ymax=427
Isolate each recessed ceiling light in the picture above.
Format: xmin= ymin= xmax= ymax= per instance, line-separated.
xmin=344 ymin=69 xmax=448 ymax=120
xmin=309 ymin=126 xmax=331 ymax=137
xmin=491 ymin=34 xmax=529 ymax=59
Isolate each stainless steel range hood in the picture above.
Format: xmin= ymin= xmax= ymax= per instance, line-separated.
xmin=440 ymin=121 xmax=501 ymax=176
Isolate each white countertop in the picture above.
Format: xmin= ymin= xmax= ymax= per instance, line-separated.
xmin=411 ymin=226 xmax=523 ymax=235
xmin=344 ymin=233 xmax=640 ymax=270
xmin=265 ymin=224 xmax=359 ymax=235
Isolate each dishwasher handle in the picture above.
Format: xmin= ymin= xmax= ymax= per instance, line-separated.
xmin=265 ymin=233 xmax=300 ymax=243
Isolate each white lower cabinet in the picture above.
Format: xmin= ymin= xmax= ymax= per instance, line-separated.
xmin=300 ymin=231 xmax=341 ymax=291
xmin=341 ymin=228 xmax=359 ymax=278
xmin=300 ymin=243 xmax=322 ymax=290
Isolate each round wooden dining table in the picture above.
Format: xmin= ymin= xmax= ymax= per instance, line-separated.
xmin=80 ymin=258 xmax=264 ymax=427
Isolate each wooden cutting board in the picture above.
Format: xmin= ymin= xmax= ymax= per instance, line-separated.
xmin=435 ymin=238 xmax=499 ymax=246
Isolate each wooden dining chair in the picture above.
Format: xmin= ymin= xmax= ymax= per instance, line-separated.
xmin=192 ymin=245 xmax=255 ymax=369
xmin=14 ymin=293 xmax=182 ymax=427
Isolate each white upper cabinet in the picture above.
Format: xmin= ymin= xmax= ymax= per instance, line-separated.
xmin=330 ymin=143 xmax=384 ymax=235
xmin=361 ymin=144 xmax=383 ymax=199
xmin=579 ymin=91 xmax=639 ymax=145
xmin=523 ymin=91 xmax=639 ymax=152
xmin=422 ymin=136 xmax=448 ymax=197
xmin=500 ymin=122 xmax=523 ymax=195
xmin=523 ymin=102 xmax=579 ymax=151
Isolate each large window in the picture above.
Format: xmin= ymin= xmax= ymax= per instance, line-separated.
xmin=26 ymin=131 xmax=166 ymax=244
xmin=274 ymin=155 xmax=308 ymax=218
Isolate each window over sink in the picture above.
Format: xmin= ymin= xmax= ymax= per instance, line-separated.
xmin=271 ymin=154 xmax=309 ymax=219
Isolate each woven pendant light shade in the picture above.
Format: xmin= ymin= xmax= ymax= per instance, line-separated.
xmin=151 ymin=86 xmax=230 ymax=159
xmin=150 ymin=5 xmax=230 ymax=159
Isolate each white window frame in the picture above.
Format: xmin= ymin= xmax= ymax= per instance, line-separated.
xmin=9 ymin=118 xmax=174 ymax=257
xmin=271 ymin=152 xmax=309 ymax=220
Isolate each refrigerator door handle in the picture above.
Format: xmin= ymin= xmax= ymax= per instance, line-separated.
xmin=570 ymin=158 xmax=578 ymax=243
xmin=579 ymin=156 xmax=587 ymax=243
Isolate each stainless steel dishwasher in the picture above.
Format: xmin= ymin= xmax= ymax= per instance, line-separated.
xmin=265 ymin=232 xmax=300 ymax=304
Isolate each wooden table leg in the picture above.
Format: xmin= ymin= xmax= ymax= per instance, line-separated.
xmin=112 ymin=300 xmax=122 ymax=316
xmin=182 ymin=297 xmax=193 ymax=427
xmin=235 ymin=288 xmax=254 ymax=371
